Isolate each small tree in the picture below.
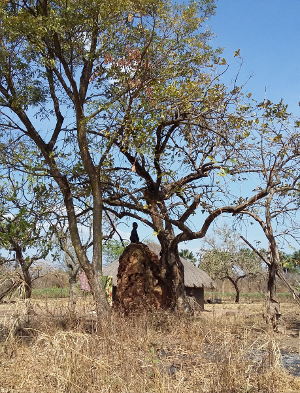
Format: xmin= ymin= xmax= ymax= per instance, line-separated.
xmin=199 ymin=225 xmax=263 ymax=303
xmin=54 ymin=229 xmax=81 ymax=308
xmin=52 ymin=213 xmax=125 ymax=307
xmin=0 ymin=178 xmax=53 ymax=299
xmin=281 ymin=251 xmax=300 ymax=273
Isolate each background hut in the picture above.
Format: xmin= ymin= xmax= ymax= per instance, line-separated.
xmin=103 ymin=242 xmax=216 ymax=309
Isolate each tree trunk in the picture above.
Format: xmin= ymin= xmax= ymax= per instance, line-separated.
xmin=158 ymin=233 xmax=190 ymax=311
xmin=65 ymin=248 xmax=80 ymax=309
xmin=69 ymin=275 xmax=77 ymax=306
xmin=82 ymin=263 xmax=109 ymax=317
xmin=22 ymin=267 xmax=32 ymax=299
xmin=91 ymin=182 xmax=110 ymax=316
xmin=144 ymin=191 xmax=189 ymax=311
xmin=15 ymin=245 xmax=32 ymax=299
xmin=235 ymin=287 xmax=240 ymax=303
xmin=227 ymin=276 xmax=240 ymax=304
xmin=68 ymin=269 xmax=79 ymax=310
xmin=266 ymin=238 xmax=284 ymax=331
xmin=75 ymin=113 xmax=110 ymax=318
xmin=268 ymin=262 xmax=277 ymax=301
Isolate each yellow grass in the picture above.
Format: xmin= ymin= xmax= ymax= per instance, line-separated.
xmin=0 ymin=300 xmax=300 ymax=392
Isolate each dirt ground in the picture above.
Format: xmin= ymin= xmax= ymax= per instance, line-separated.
xmin=203 ymin=302 xmax=300 ymax=354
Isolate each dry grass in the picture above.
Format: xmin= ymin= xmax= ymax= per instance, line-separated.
xmin=0 ymin=300 xmax=300 ymax=392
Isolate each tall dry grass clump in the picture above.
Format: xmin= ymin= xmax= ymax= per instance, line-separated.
xmin=0 ymin=300 xmax=300 ymax=392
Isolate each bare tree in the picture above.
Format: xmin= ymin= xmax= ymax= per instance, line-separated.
xmin=235 ymin=108 xmax=300 ymax=323
xmin=199 ymin=225 xmax=263 ymax=303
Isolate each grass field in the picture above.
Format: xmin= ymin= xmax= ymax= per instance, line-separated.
xmin=31 ymin=286 xmax=71 ymax=299
xmin=1 ymin=297 xmax=300 ymax=392
xmin=205 ymin=291 xmax=294 ymax=302
xmin=30 ymin=287 xmax=294 ymax=302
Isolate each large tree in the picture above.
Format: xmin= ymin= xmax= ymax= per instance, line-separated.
xmin=0 ymin=0 xmax=178 ymax=314
xmin=90 ymin=31 xmax=289 ymax=308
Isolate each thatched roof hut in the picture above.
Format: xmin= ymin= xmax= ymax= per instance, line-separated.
xmin=103 ymin=242 xmax=216 ymax=308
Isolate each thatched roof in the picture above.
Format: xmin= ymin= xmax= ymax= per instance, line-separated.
xmin=103 ymin=242 xmax=216 ymax=289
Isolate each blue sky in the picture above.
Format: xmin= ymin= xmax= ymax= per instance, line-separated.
xmin=117 ymin=0 xmax=300 ymax=255
xmin=210 ymin=0 xmax=300 ymax=117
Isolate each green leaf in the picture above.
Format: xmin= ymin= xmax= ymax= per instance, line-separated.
xmin=150 ymin=347 xmax=155 ymax=356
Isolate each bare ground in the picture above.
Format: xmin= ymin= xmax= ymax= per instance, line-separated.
xmin=204 ymin=302 xmax=300 ymax=353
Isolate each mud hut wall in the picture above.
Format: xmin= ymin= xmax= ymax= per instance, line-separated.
xmin=186 ymin=287 xmax=204 ymax=308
